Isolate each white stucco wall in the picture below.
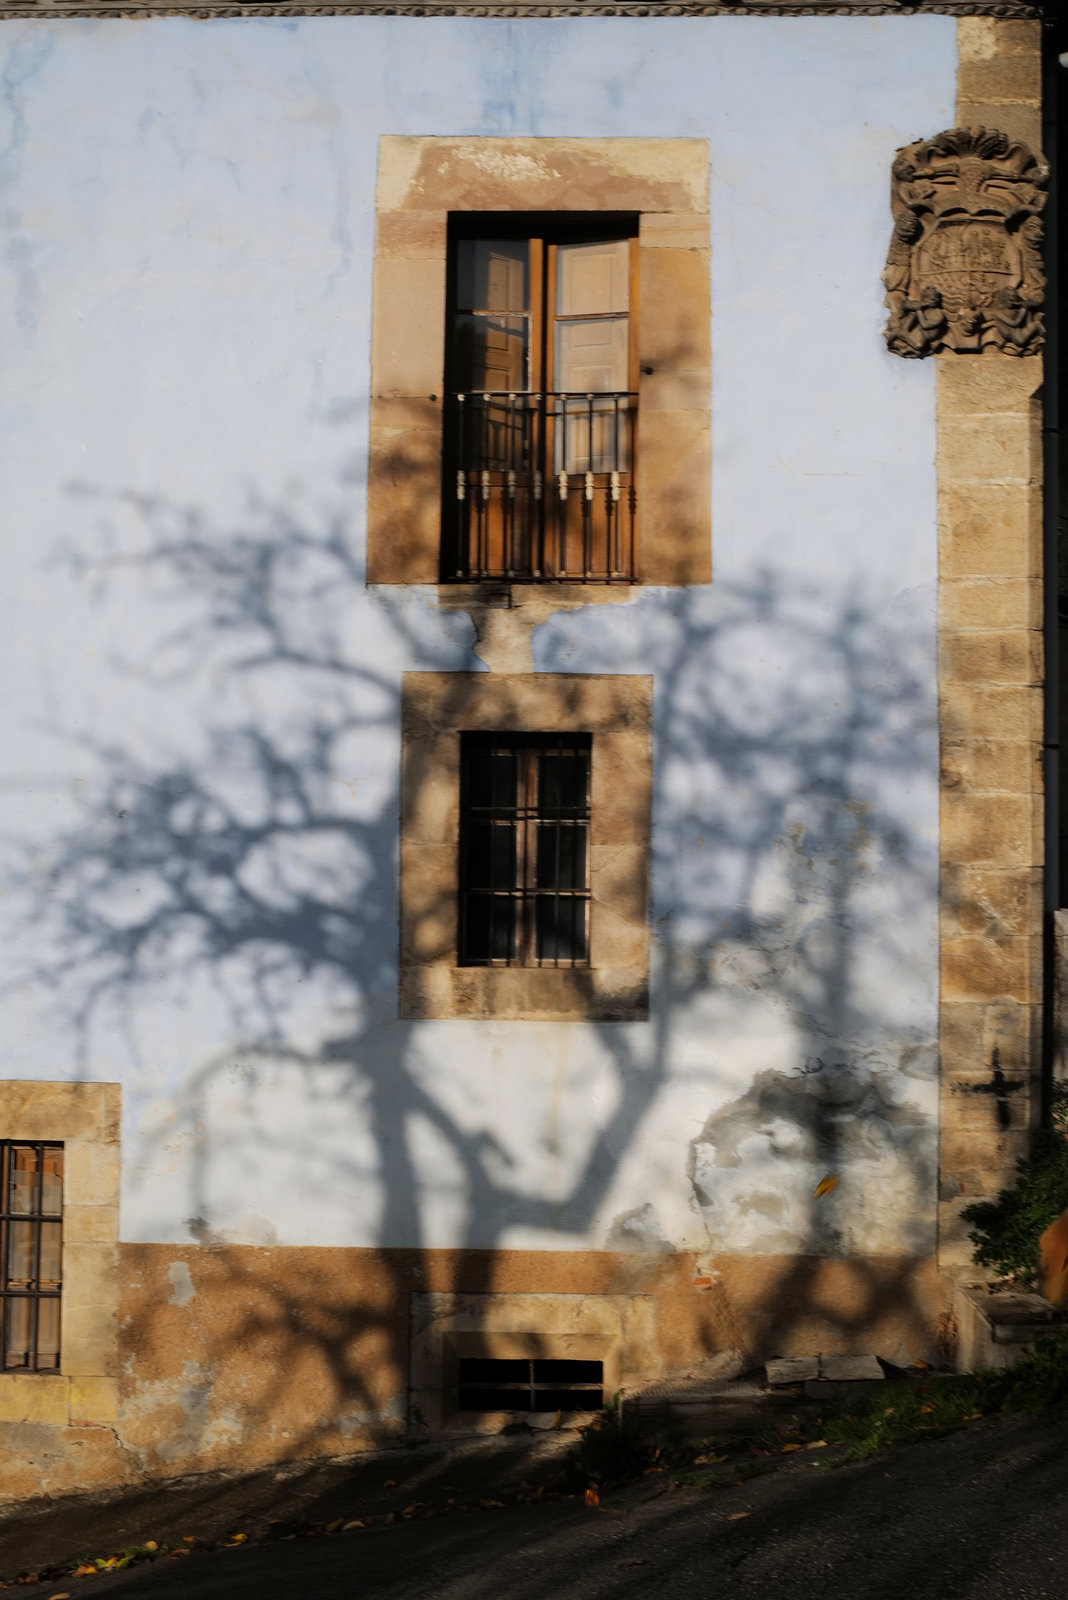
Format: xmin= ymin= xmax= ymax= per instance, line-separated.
xmin=0 ymin=16 xmax=956 ymax=1260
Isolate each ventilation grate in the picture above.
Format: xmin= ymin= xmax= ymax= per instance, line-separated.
xmin=457 ymin=1356 xmax=603 ymax=1413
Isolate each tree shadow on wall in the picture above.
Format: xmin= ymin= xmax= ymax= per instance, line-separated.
xmin=5 ymin=474 xmax=940 ymax=1475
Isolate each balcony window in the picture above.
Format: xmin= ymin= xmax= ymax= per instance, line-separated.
xmin=443 ymin=221 xmax=638 ymax=583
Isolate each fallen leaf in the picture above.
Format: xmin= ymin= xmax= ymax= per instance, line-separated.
xmin=143 ymin=1541 xmax=158 ymax=1553
xmin=584 ymin=1488 xmax=600 ymax=1508
xmin=72 ymin=1568 xmax=96 ymax=1579
xmin=480 ymin=1498 xmax=505 ymax=1509
xmin=780 ymin=1443 xmax=801 ymax=1453
xmin=182 ymin=1535 xmax=197 ymax=1543
xmin=692 ymin=1453 xmax=726 ymax=1465
xmin=381 ymin=1513 xmax=396 ymax=1526
xmin=383 ymin=1479 xmax=396 ymax=1489
xmin=912 ymin=1359 xmax=931 ymax=1371
xmin=342 ymin=1519 xmax=365 ymax=1531
xmin=728 ymin=1512 xmax=750 ymax=1521
xmin=920 ymin=1404 xmax=935 ymax=1414
xmin=326 ymin=1519 xmax=343 ymax=1534
xmin=228 ymin=1533 xmax=247 ymax=1545
xmin=48 ymin=1592 xmax=71 ymax=1598
xmin=616 ymin=1557 xmax=649 ymax=1568
xmin=812 ymin=1174 xmax=839 ymax=1198
xmin=805 ymin=1440 xmax=828 ymax=1450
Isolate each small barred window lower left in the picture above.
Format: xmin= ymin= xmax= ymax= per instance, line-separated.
xmin=0 ymin=1142 xmax=63 ymax=1372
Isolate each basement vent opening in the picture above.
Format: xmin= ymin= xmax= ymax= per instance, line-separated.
xmin=457 ymin=1357 xmax=604 ymax=1413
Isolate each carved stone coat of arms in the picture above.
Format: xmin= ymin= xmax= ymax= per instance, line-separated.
xmin=883 ymin=126 xmax=1047 ymax=359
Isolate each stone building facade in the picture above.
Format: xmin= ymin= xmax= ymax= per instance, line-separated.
xmin=0 ymin=1 xmax=1056 ymax=1500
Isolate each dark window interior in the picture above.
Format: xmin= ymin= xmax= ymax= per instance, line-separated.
xmin=457 ymin=1356 xmax=604 ymax=1413
xmin=459 ymin=732 xmax=591 ymax=968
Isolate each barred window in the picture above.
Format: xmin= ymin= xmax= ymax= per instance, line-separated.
xmin=1 ymin=1143 xmax=63 ymax=1373
xmin=459 ymin=733 xmax=591 ymax=967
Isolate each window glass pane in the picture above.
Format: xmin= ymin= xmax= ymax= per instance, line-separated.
xmin=535 ymin=897 xmax=588 ymax=964
xmin=4 ymin=1298 xmax=30 ymax=1369
xmin=454 ymin=241 xmax=531 ymax=395
xmin=555 ymin=318 xmax=629 ymax=395
xmin=454 ymin=314 xmax=529 ymax=396
xmin=8 ymin=1147 xmax=38 ymax=1215
xmin=459 ymin=1357 xmax=528 ymax=1383
xmin=465 ymin=821 xmax=517 ymax=890
xmin=555 ymin=239 xmax=629 ymax=317
xmin=489 ymin=751 xmax=518 ymax=810
xmin=463 ymin=893 xmax=516 ymax=963
xmin=39 ymin=1221 xmax=62 ymax=1287
xmin=36 ymin=1299 xmax=61 ymax=1370
xmin=457 ymin=240 xmax=529 ymax=314
xmin=7 ymin=1221 xmax=33 ymax=1285
xmin=41 ymin=1149 xmax=63 ymax=1216
xmin=553 ymin=392 xmax=631 ymax=475
xmin=465 ymin=747 xmax=518 ymax=811
xmin=538 ymin=751 xmax=589 ymax=813
xmin=536 ymin=822 xmax=588 ymax=890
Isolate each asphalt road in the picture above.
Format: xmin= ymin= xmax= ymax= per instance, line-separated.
xmin=44 ymin=1409 xmax=1068 ymax=1600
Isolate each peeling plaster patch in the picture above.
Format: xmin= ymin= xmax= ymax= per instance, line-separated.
xmin=167 ymin=1261 xmax=195 ymax=1307
xmin=605 ymin=1203 xmax=672 ymax=1256
xmin=184 ymin=1211 xmax=278 ymax=1246
xmin=688 ymin=1059 xmax=936 ymax=1258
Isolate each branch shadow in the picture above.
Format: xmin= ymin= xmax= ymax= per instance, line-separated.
xmin=4 ymin=467 xmax=940 ymax=1475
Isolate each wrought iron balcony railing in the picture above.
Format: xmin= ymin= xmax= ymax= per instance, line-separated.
xmin=444 ymin=390 xmax=637 ymax=583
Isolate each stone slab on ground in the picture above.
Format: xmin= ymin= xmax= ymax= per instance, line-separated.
xmin=766 ymin=1354 xmax=882 ymax=1388
xmin=765 ymin=1358 xmax=819 ymax=1386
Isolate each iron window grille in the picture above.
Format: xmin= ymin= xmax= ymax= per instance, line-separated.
xmin=443 ymin=220 xmax=638 ymax=584
xmin=457 ymin=1357 xmax=604 ymax=1414
xmin=0 ymin=1142 xmax=63 ymax=1373
xmin=459 ymin=732 xmax=591 ymax=968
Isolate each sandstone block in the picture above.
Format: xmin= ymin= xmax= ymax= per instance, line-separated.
xmin=0 ymin=1374 xmax=68 ymax=1426
xmin=940 ymin=579 xmax=1040 ymax=632
xmin=69 ymin=1374 xmax=119 ymax=1425
xmin=957 ymin=57 xmax=1041 ymax=105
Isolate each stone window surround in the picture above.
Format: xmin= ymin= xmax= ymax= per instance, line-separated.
xmin=0 ymin=1081 xmax=120 ymax=1427
xmin=409 ymin=1290 xmax=657 ymax=1434
xmin=368 ymin=136 xmax=711 ymax=590
xmin=399 ymin=672 xmax=652 ymax=1020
